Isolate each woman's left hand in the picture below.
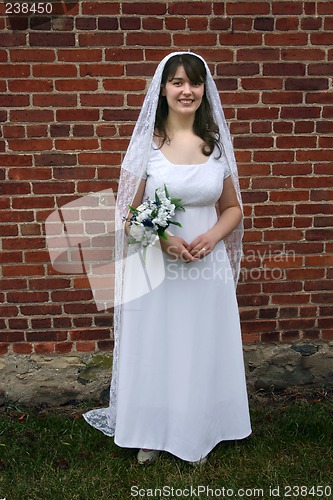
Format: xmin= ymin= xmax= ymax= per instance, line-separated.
xmin=187 ymin=230 xmax=219 ymax=259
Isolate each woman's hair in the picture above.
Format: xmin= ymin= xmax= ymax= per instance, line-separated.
xmin=154 ymin=54 xmax=222 ymax=157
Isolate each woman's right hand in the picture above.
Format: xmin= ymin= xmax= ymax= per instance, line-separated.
xmin=159 ymin=235 xmax=199 ymax=263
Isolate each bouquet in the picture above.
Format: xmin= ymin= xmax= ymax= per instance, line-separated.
xmin=125 ymin=184 xmax=185 ymax=247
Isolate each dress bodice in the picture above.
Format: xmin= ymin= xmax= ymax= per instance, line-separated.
xmin=143 ymin=145 xmax=231 ymax=207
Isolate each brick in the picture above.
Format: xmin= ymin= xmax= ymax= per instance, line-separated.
xmin=280 ymin=106 xmax=320 ymax=119
xmin=32 ymin=95 xmax=76 ymax=111
xmin=0 ymin=182 xmax=31 ymax=195
xmin=127 ymin=33 xmax=171 ymax=46
xmin=265 ymin=33 xmax=307 ymax=45
xmin=311 ymin=33 xmax=333 ymax=45
xmin=234 ymin=137 xmax=274 ymax=149
xmin=276 ymin=17 xmax=300 ymax=31
xmin=13 ymin=343 xmax=33 ymax=354
xmin=103 ymin=79 xmax=146 ymax=91
xmin=306 ymin=229 xmax=333 ymax=241
xmin=71 ymin=328 xmax=111 ymax=341
xmin=263 ymin=63 xmax=305 ymax=76
xmin=217 ymin=63 xmax=259 ymax=77
xmin=32 ymin=64 xmax=77 ymax=78
xmin=97 ymin=340 xmax=114 ymax=351
xmin=50 ymin=123 xmax=70 ymax=137
xmin=98 ymin=17 xmax=119 ymax=30
xmin=57 ymin=109 xmax=99 ymax=123
xmin=29 ymin=33 xmax=75 ymax=47
xmin=0 ymin=64 xmax=30 ymax=78
xmin=55 ymin=139 xmax=99 ymax=151
xmin=281 ymin=48 xmax=325 ymax=61
xmin=56 ymin=80 xmax=98 ymax=91
xmin=80 ymin=64 xmax=123 ymax=77
xmin=0 ymin=344 xmax=9 ymax=355
xmin=210 ymin=18 xmax=230 ymax=31
xmin=32 ymin=181 xmax=75 ymax=194
xmin=302 ymin=17 xmax=323 ymax=30
xmin=254 ymin=17 xmax=274 ymax=31
xmin=0 ymin=209 xmax=34 ymax=224
xmin=79 ymin=152 xmax=120 ymax=166
xmin=122 ymin=2 xmax=165 ymax=14
xmin=120 ymin=17 xmax=142 ymax=30
xmin=80 ymin=94 xmax=123 ymax=107
xmin=263 ymin=91 xmax=302 ymax=104
xmin=58 ymin=49 xmax=102 ymax=62
xmin=70 ymin=18 xmax=91 ymax=31
xmin=318 ymin=2 xmax=333 ymax=14
xmin=79 ymin=33 xmax=124 ymax=47
xmin=3 ymin=125 xmax=25 ymax=138
xmin=8 ymin=79 xmax=53 ymax=92
xmin=219 ymin=92 xmax=259 ymax=105
xmin=286 ymin=78 xmax=329 ymax=91
xmin=82 ymin=2 xmax=120 ymax=15
xmin=0 ymin=331 xmax=25 ymax=342
xmin=308 ymin=63 xmax=333 ymax=75
xmin=237 ymin=48 xmax=279 ymax=62
xmin=173 ymin=33 xmax=217 ymax=46
xmin=1 ymin=94 xmax=29 ymax=107
xmin=272 ymin=2 xmax=303 ymax=15
xmin=1 ymin=154 xmax=32 ymax=167
xmin=10 ymin=109 xmax=54 ymax=123
xmin=219 ymin=33 xmax=262 ymax=46
xmin=276 ymin=135 xmax=316 ymax=149
xmin=8 ymin=138 xmax=52 ymax=152
xmin=227 ymin=2 xmax=270 ymax=15
xmin=55 ymin=342 xmax=73 ymax=354
xmin=76 ymin=341 xmax=96 ymax=352
xmin=142 ymin=17 xmax=164 ymax=30
xmin=188 ymin=18 xmax=209 ymax=31
xmin=34 ymin=343 xmax=55 ymax=354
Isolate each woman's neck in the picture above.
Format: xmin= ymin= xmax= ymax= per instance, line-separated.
xmin=165 ymin=111 xmax=195 ymax=134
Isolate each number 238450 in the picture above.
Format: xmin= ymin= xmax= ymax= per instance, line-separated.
xmin=5 ymin=3 xmax=53 ymax=14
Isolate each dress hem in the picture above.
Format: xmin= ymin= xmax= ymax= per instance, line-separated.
xmin=113 ymin=428 xmax=252 ymax=463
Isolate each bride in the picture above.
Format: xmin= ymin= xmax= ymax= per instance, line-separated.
xmin=83 ymin=52 xmax=252 ymax=466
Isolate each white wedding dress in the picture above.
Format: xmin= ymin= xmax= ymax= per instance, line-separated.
xmin=84 ymin=144 xmax=251 ymax=462
xmin=112 ymin=145 xmax=251 ymax=461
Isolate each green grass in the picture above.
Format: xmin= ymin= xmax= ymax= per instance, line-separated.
xmin=0 ymin=388 xmax=332 ymax=500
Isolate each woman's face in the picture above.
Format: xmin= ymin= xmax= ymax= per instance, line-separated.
xmin=162 ymin=65 xmax=205 ymax=118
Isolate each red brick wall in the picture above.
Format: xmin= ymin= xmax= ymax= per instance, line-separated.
xmin=1 ymin=1 xmax=332 ymax=356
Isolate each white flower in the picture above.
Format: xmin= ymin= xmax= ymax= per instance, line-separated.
xmin=129 ymin=223 xmax=145 ymax=241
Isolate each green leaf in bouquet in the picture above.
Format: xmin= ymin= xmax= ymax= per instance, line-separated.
xmin=164 ymin=184 xmax=170 ymax=198
xmin=128 ymin=205 xmax=138 ymax=216
xmin=169 ymin=221 xmax=182 ymax=227
xmin=155 ymin=190 xmax=160 ymax=205
xmin=157 ymin=228 xmax=168 ymax=240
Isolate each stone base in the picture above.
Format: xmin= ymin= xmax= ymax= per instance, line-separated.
xmin=0 ymin=341 xmax=332 ymax=406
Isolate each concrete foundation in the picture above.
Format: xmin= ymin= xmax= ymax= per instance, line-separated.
xmin=1 ymin=341 xmax=332 ymax=406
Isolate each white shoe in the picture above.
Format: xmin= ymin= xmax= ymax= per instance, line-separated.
xmin=137 ymin=449 xmax=160 ymax=465
xmin=190 ymin=455 xmax=208 ymax=466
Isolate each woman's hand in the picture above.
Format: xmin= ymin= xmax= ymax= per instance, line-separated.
xmin=187 ymin=230 xmax=219 ymax=259
xmin=159 ymin=235 xmax=199 ymax=263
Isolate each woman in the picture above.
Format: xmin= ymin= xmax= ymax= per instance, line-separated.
xmin=83 ymin=52 xmax=251 ymax=465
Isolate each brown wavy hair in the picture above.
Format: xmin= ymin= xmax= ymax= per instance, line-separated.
xmin=154 ymin=54 xmax=222 ymax=157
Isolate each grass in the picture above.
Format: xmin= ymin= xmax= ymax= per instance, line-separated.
xmin=0 ymin=388 xmax=332 ymax=500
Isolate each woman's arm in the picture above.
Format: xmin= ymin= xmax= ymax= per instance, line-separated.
xmin=125 ymin=178 xmax=197 ymax=262
xmin=187 ymin=176 xmax=243 ymax=257
xmin=124 ymin=178 xmax=147 ymax=236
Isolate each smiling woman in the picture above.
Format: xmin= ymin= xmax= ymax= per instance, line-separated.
xmin=154 ymin=53 xmax=222 ymax=160
xmin=83 ymin=52 xmax=251 ymax=466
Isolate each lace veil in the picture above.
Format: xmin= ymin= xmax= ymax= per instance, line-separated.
xmin=83 ymin=51 xmax=244 ymax=436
